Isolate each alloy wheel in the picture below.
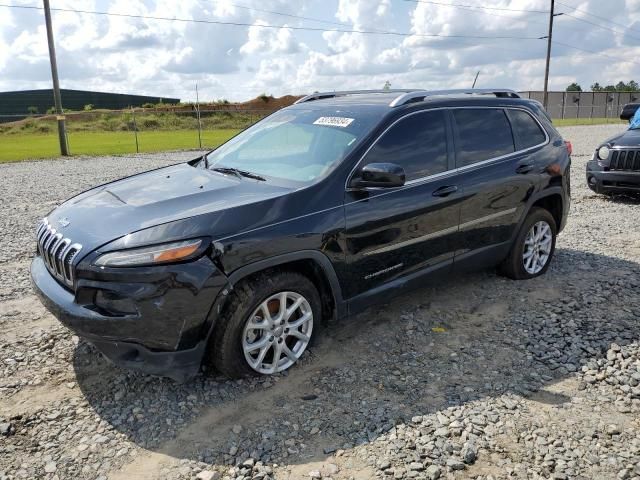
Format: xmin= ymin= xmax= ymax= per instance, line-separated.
xmin=241 ymin=291 xmax=313 ymax=374
xmin=522 ymin=220 xmax=553 ymax=275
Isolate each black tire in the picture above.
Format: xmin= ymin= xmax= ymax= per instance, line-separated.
xmin=498 ymin=207 xmax=557 ymax=280
xmin=206 ymin=271 xmax=321 ymax=378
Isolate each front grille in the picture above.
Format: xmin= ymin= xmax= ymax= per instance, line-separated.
xmin=36 ymin=218 xmax=82 ymax=288
xmin=609 ymin=149 xmax=640 ymax=171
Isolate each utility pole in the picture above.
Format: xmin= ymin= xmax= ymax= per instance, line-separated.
xmin=543 ymin=0 xmax=558 ymax=111
xmin=43 ymin=0 xmax=69 ymax=156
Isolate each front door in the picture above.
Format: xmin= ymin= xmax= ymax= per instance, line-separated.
xmin=343 ymin=109 xmax=463 ymax=302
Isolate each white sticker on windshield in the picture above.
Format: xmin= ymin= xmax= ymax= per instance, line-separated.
xmin=313 ymin=116 xmax=354 ymax=128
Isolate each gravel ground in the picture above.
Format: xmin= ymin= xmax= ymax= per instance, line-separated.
xmin=1 ymin=125 xmax=639 ymax=480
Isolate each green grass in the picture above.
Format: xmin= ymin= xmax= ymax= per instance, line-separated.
xmin=552 ymin=117 xmax=627 ymax=127
xmin=0 ymin=129 xmax=240 ymax=163
xmin=0 ymin=114 xmax=629 ymax=163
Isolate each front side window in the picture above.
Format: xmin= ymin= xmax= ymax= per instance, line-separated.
xmin=205 ymin=108 xmax=379 ymax=184
xmin=453 ymin=108 xmax=515 ymax=167
xmin=361 ymin=110 xmax=448 ymax=181
xmin=508 ymin=109 xmax=547 ymax=149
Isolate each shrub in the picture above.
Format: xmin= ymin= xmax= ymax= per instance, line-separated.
xmin=142 ymin=103 xmax=155 ymax=108
xmin=83 ymin=104 xmax=94 ymax=111
xmin=99 ymin=116 xmax=123 ymax=131
xmin=141 ymin=117 xmax=160 ymax=129
xmin=47 ymin=107 xmax=56 ymax=114
xmin=21 ymin=119 xmax=36 ymax=130
xmin=27 ymin=106 xmax=39 ymax=114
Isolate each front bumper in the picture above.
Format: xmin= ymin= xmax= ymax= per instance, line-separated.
xmin=587 ymin=160 xmax=640 ymax=194
xmin=31 ymin=255 xmax=230 ymax=382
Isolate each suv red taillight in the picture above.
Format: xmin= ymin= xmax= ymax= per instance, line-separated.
xmin=565 ymin=140 xmax=573 ymax=156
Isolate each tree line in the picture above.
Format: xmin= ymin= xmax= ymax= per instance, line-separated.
xmin=566 ymin=81 xmax=639 ymax=92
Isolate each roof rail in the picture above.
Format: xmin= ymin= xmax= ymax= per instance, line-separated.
xmin=389 ymin=89 xmax=521 ymax=107
xmin=294 ymin=89 xmax=416 ymax=104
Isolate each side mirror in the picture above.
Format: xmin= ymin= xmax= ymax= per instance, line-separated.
xmin=351 ymin=163 xmax=406 ymax=189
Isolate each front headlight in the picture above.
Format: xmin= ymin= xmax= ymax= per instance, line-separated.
xmin=94 ymin=239 xmax=203 ymax=267
xmin=597 ymin=145 xmax=610 ymax=161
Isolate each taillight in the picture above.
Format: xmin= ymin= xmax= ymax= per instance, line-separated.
xmin=565 ymin=140 xmax=573 ymax=156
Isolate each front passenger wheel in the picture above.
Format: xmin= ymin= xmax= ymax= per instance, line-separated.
xmin=206 ymin=271 xmax=321 ymax=378
xmin=499 ymin=207 xmax=557 ymax=280
xmin=242 ymin=291 xmax=314 ymax=374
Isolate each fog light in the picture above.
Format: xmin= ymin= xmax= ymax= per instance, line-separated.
xmin=589 ymin=176 xmax=597 ymax=185
xmin=95 ymin=290 xmax=138 ymax=315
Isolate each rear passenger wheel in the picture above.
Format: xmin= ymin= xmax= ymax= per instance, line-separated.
xmin=522 ymin=221 xmax=553 ymax=275
xmin=206 ymin=271 xmax=321 ymax=378
xmin=499 ymin=207 xmax=557 ymax=280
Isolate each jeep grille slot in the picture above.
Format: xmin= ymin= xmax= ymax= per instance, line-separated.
xmin=609 ymin=149 xmax=640 ymax=171
xmin=36 ymin=219 xmax=82 ymax=288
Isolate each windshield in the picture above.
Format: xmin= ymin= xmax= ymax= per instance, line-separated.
xmin=205 ymin=108 xmax=378 ymax=183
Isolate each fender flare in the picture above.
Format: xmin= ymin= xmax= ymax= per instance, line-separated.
xmin=227 ymin=250 xmax=346 ymax=318
xmin=513 ymin=186 xmax=565 ymax=240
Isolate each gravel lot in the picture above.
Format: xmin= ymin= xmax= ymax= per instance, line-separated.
xmin=1 ymin=125 xmax=639 ymax=480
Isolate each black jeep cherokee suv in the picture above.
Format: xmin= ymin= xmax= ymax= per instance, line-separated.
xmin=31 ymin=89 xmax=571 ymax=382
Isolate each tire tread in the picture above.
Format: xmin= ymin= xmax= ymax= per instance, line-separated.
xmin=498 ymin=207 xmax=557 ymax=280
xmin=206 ymin=271 xmax=320 ymax=378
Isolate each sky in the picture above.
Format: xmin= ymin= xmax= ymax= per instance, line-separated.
xmin=0 ymin=0 xmax=639 ymax=102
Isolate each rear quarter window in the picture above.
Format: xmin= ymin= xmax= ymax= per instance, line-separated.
xmin=452 ymin=108 xmax=515 ymax=167
xmin=507 ymin=109 xmax=547 ymax=150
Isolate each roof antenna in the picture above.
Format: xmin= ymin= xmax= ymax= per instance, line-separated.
xmin=472 ymin=71 xmax=480 ymax=89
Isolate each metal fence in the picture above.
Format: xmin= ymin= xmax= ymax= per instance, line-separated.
xmin=520 ymin=91 xmax=639 ymax=122
xmin=0 ymin=108 xmax=273 ymax=157
xmin=1 ymin=92 xmax=635 ymax=160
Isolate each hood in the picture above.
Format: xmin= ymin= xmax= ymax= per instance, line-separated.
xmin=45 ymin=163 xmax=291 ymax=255
xmin=603 ymin=128 xmax=640 ymax=148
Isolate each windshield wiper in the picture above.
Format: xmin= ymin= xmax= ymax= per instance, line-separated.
xmin=211 ymin=166 xmax=266 ymax=181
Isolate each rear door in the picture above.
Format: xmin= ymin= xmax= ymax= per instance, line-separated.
xmin=343 ymin=109 xmax=463 ymax=301
xmin=451 ymin=107 xmax=547 ymax=268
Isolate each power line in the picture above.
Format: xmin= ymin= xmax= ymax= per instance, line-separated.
xmin=215 ymin=0 xmax=554 ymax=33
xmin=558 ymin=11 xmax=640 ymax=43
xmin=398 ymin=0 xmax=550 ymax=27
xmin=224 ymin=2 xmax=352 ymax=29
xmin=4 ymin=1 xmax=639 ymax=91
xmin=225 ymin=0 xmax=549 ymax=32
xmin=400 ymin=0 xmax=549 ymax=14
xmin=213 ymin=1 xmax=400 ymax=35
xmin=556 ymin=0 xmax=640 ymax=35
xmin=551 ymin=39 xmax=640 ymax=69
xmin=0 ymin=3 xmax=544 ymax=40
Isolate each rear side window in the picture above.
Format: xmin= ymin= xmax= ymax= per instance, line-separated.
xmin=363 ymin=110 xmax=448 ymax=181
xmin=452 ymin=109 xmax=515 ymax=167
xmin=507 ymin=109 xmax=547 ymax=149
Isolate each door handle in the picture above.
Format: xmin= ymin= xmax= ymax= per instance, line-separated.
xmin=516 ymin=163 xmax=535 ymax=174
xmin=432 ymin=185 xmax=458 ymax=197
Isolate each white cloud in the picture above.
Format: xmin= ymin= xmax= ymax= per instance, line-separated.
xmin=240 ymin=21 xmax=301 ymax=55
xmin=0 ymin=0 xmax=638 ymax=100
